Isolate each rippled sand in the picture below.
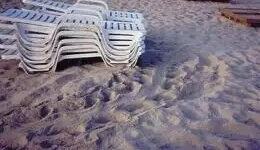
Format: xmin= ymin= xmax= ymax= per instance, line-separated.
xmin=0 ymin=0 xmax=260 ymax=149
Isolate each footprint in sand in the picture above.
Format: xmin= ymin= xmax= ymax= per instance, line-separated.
xmin=0 ymin=94 xmax=7 ymax=102
xmin=85 ymin=115 xmax=111 ymax=132
xmin=178 ymin=82 xmax=204 ymax=100
xmin=96 ymin=126 xmax=117 ymax=149
xmin=117 ymin=103 xmax=144 ymax=114
xmin=39 ymin=106 xmax=51 ymax=119
xmin=41 ymin=124 xmax=62 ymax=136
xmin=20 ymin=86 xmax=51 ymax=107
xmin=62 ymin=101 xmax=81 ymax=111
xmin=107 ymin=73 xmax=123 ymax=88
xmin=113 ymin=81 xmax=134 ymax=94
xmin=77 ymin=80 xmax=98 ymax=97
xmin=84 ymin=95 xmax=98 ymax=109
xmin=98 ymin=88 xmax=114 ymax=103
xmin=39 ymin=140 xmax=53 ymax=149
xmin=107 ymin=71 xmax=144 ymax=95
xmin=55 ymin=73 xmax=77 ymax=86
xmin=179 ymin=105 xmax=202 ymax=121
xmin=150 ymin=54 xmax=229 ymax=110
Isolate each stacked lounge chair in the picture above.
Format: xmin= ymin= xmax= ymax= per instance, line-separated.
xmin=0 ymin=0 xmax=146 ymax=74
xmin=22 ymin=0 xmax=144 ymax=23
xmin=0 ymin=22 xmax=18 ymax=59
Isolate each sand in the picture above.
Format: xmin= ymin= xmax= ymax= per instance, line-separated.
xmin=0 ymin=0 xmax=260 ymax=149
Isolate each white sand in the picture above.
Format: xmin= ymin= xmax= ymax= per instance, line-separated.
xmin=0 ymin=0 xmax=260 ymax=149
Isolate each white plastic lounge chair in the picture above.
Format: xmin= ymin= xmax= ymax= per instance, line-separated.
xmin=0 ymin=8 xmax=144 ymax=50
xmin=7 ymin=11 xmax=144 ymax=60
xmin=22 ymin=0 xmax=144 ymax=23
xmin=15 ymin=21 xmax=144 ymax=68
xmin=0 ymin=22 xmax=19 ymax=59
xmin=0 ymin=9 xmax=145 ymax=73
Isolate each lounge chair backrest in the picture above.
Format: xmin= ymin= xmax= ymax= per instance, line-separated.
xmin=22 ymin=0 xmax=72 ymax=12
xmin=21 ymin=0 xmax=144 ymax=24
xmin=75 ymin=0 xmax=108 ymax=10
xmin=59 ymin=14 xmax=101 ymax=27
xmin=0 ymin=8 xmax=102 ymax=27
xmin=67 ymin=6 xmax=104 ymax=20
xmin=0 ymin=9 xmax=59 ymax=26
xmin=22 ymin=0 xmax=108 ymax=12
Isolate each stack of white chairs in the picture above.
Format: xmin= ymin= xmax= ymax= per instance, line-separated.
xmin=0 ymin=0 xmax=146 ymax=73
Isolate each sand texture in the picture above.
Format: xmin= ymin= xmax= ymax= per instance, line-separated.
xmin=0 ymin=0 xmax=260 ymax=149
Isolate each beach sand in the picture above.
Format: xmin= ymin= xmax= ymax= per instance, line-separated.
xmin=0 ymin=0 xmax=260 ymax=149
